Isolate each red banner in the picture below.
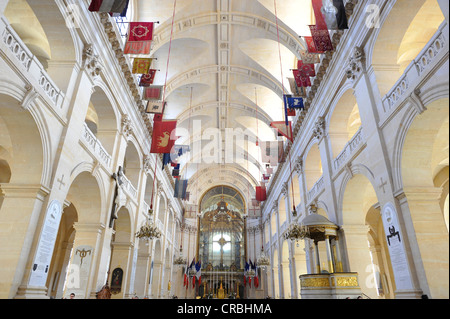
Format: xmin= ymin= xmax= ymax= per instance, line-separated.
xmin=124 ymin=22 xmax=154 ymax=55
xmin=293 ymin=69 xmax=311 ymax=88
xmin=309 ymin=25 xmax=333 ymax=52
xmin=311 ymin=0 xmax=328 ymax=30
xmin=255 ymin=186 xmax=267 ymax=202
xmin=150 ymin=120 xmax=177 ymax=154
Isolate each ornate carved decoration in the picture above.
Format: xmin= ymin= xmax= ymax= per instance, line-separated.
xmin=312 ymin=116 xmax=326 ymax=141
xmin=346 ymin=46 xmax=365 ymax=83
xmin=82 ymin=44 xmax=102 ymax=80
xmin=121 ymin=114 xmax=133 ymax=138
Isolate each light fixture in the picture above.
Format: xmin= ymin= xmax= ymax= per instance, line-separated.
xmin=136 ymin=210 xmax=161 ymax=240
xmin=173 ymin=246 xmax=187 ymax=266
xmin=284 ymin=223 xmax=309 ymax=244
xmin=256 ymin=247 xmax=270 ymax=270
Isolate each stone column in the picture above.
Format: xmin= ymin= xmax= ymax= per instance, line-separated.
xmin=346 ymin=46 xmax=424 ymax=298
xmin=313 ymin=118 xmax=340 ymax=223
xmin=396 ymin=190 xmax=449 ymax=299
xmin=64 ymin=223 xmax=105 ymax=299
xmin=314 ymin=241 xmax=321 ymax=274
xmin=325 ymin=235 xmax=334 ymax=273
xmin=0 ymin=184 xmax=50 ymax=299
xmin=334 ymin=237 xmax=344 ymax=272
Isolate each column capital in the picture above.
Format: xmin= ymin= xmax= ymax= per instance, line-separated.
xmin=345 ymin=46 xmax=366 ymax=84
xmin=73 ymin=222 xmax=106 ymax=234
xmin=0 ymin=183 xmax=50 ymax=200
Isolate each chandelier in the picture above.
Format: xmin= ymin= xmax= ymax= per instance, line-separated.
xmin=136 ymin=214 xmax=161 ymax=241
xmin=256 ymin=248 xmax=270 ymax=270
xmin=173 ymin=255 xmax=187 ymax=266
xmin=173 ymin=247 xmax=187 ymax=266
xmin=284 ymin=223 xmax=309 ymax=244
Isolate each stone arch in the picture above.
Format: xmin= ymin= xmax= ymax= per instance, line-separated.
xmin=0 ymin=93 xmax=43 ymax=184
xmin=66 ymin=171 xmax=103 ymax=225
xmin=365 ymin=205 xmax=396 ymax=299
xmin=399 ymin=97 xmax=449 ymax=298
xmin=47 ymin=202 xmax=78 ymax=299
xmin=368 ymin=0 xmax=445 ymax=97
xmin=5 ymin=0 xmax=81 ymax=91
xmin=123 ymin=139 xmax=142 ymax=189
xmin=87 ymin=83 xmax=120 ymax=156
xmin=151 ymin=239 xmax=163 ymax=298
xmin=303 ymin=141 xmax=323 ymax=192
xmin=272 ymin=246 xmax=279 ymax=299
xmin=158 ymin=193 xmax=167 ymax=225
xmin=278 ymin=195 xmax=287 ymax=228
xmin=339 ymin=173 xmax=382 ymax=299
xmin=327 ymin=88 xmax=361 ymax=159
xmin=281 ymin=240 xmax=291 ymax=299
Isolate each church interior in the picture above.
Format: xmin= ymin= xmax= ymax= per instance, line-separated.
xmin=0 ymin=0 xmax=448 ymax=300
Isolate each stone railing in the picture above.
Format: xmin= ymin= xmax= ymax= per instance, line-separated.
xmin=1 ymin=17 xmax=65 ymax=110
xmin=81 ymin=123 xmax=113 ymax=168
xmin=333 ymin=127 xmax=364 ymax=173
xmin=380 ymin=21 xmax=448 ymax=123
xmin=307 ymin=175 xmax=325 ymax=203
xmin=121 ymin=173 xmax=138 ymax=199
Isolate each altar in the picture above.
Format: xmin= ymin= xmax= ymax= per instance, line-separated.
xmin=198 ymin=270 xmax=244 ymax=299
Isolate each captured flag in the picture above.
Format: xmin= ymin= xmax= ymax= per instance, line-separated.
xmin=132 ymin=58 xmax=153 ymax=74
xmin=143 ymin=85 xmax=164 ymax=101
xmin=271 ymin=121 xmax=293 ymax=142
xmin=88 ymin=0 xmax=129 ymax=16
xmin=174 ymin=179 xmax=188 ymax=200
xmin=124 ymin=22 xmax=154 ymax=55
xmin=309 ymin=25 xmax=333 ymax=52
xmin=333 ymin=0 xmax=349 ymax=30
xmin=260 ymin=141 xmax=285 ymax=166
xmin=300 ymin=49 xmax=321 ymax=64
xmin=312 ymin=0 xmax=349 ymax=30
xmin=255 ymin=186 xmax=267 ymax=202
xmin=311 ymin=0 xmax=328 ymax=30
xmin=145 ymin=101 xmax=166 ymax=114
xmin=288 ymin=77 xmax=307 ymax=97
xmin=284 ymin=95 xmax=305 ymax=110
xmin=150 ymin=120 xmax=177 ymax=154
xmin=298 ymin=60 xmax=316 ymax=77
xmin=139 ymin=70 xmax=157 ymax=87
xmin=293 ymin=69 xmax=312 ymax=88
xmin=304 ymin=36 xmax=324 ymax=54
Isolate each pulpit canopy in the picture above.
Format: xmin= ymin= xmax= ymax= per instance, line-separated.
xmin=302 ymin=214 xmax=339 ymax=241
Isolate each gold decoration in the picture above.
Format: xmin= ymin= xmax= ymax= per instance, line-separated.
xmin=300 ymin=277 xmax=330 ymax=288
xmin=336 ymin=276 xmax=358 ymax=287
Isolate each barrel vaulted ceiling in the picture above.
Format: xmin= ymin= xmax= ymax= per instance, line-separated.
xmin=129 ymin=0 xmax=314 ymax=208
